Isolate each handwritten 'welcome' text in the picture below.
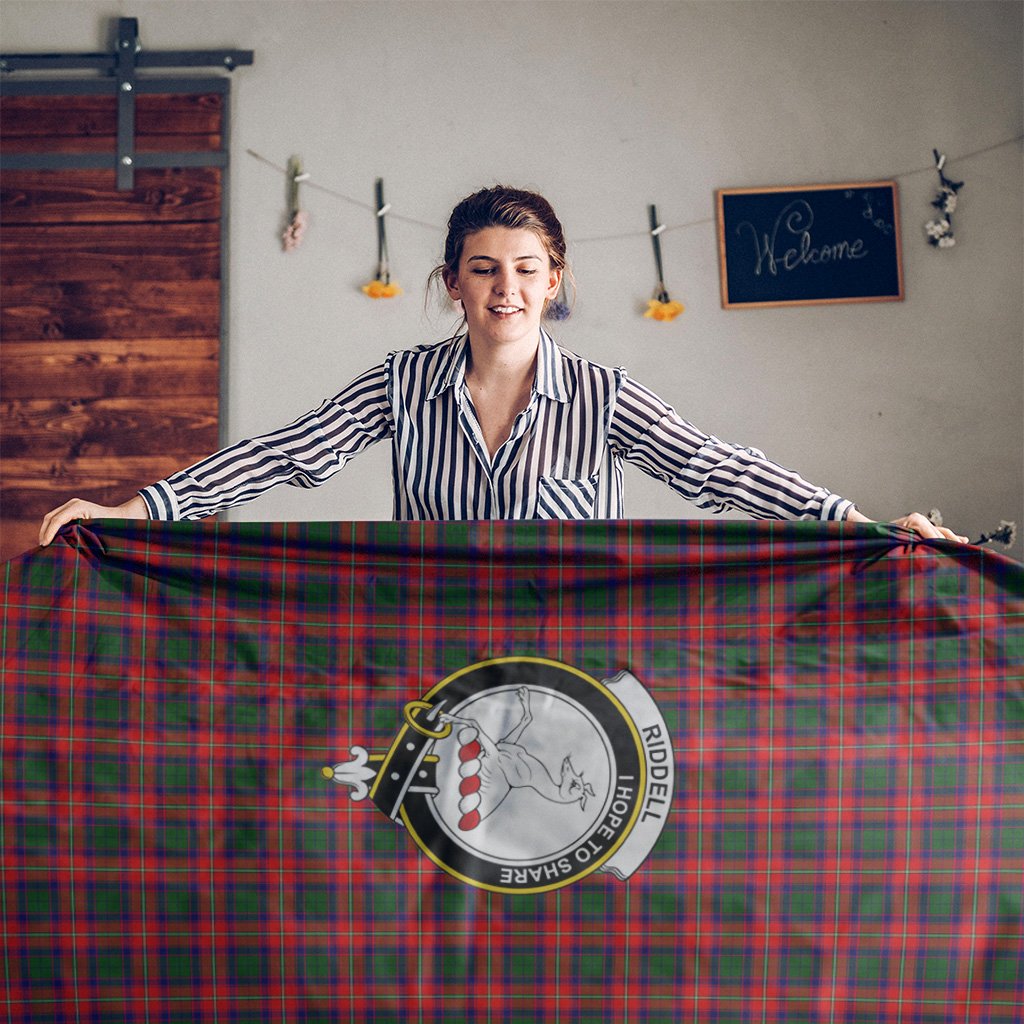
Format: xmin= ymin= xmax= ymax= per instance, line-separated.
xmin=736 ymin=200 xmax=868 ymax=277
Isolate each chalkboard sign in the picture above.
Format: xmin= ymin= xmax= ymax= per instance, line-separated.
xmin=716 ymin=181 xmax=904 ymax=309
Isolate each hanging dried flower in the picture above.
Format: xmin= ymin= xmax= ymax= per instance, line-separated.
xmin=361 ymin=279 xmax=403 ymax=299
xmin=974 ymin=521 xmax=1017 ymax=547
xmin=645 ymin=204 xmax=684 ymax=323
xmin=546 ymin=277 xmax=572 ymax=321
xmin=282 ymin=156 xmax=309 ymax=253
xmin=363 ymin=178 xmax=401 ymax=299
xmin=925 ymin=150 xmax=964 ymax=249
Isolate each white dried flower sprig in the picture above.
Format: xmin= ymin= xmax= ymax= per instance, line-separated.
xmin=925 ymin=218 xmax=955 ymax=248
xmin=925 ymin=150 xmax=963 ymax=249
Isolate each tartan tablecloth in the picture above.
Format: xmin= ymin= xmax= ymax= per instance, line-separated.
xmin=2 ymin=519 xmax=1022 ymax=1023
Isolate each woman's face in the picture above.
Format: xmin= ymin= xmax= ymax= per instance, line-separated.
xmin=445 ymin=227 xmax=562 ymax=350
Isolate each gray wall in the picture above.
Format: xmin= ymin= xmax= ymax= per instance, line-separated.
xmin=4 ymin=0 xmax=1022 ymax=554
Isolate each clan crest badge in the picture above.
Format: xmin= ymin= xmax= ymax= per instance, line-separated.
xmin=324 ymin=657 xmax=674 ymax=893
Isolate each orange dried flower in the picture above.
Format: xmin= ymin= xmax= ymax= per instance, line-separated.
xmin=644 ymin=299 xmax=685 ymax=322
xmin=361 ymin=279 xmax=403 ymax=299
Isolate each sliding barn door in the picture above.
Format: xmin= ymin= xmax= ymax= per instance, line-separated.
xmin=1 ymin=91 xmax=224 ymax=562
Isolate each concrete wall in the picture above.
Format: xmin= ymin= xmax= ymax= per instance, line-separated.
xmin=4 ymin=0 xmax=1022 ymax=553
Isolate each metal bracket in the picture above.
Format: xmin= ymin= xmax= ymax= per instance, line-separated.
xmin=1 ymin=16 xmax=254 ymax=190
xmin=116 ymin=18 xmax=140 ymax=189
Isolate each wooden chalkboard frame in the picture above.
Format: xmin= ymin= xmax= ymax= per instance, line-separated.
xmin=716 ymin=181 xmax=904 ymax=309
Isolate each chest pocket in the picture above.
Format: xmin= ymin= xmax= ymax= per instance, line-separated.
xmin=535 ymin=475 xmax=599 ymax=519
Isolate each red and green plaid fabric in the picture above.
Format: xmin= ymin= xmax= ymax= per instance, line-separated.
xmin=2 ymin=519 xmax=1022 ymax=1023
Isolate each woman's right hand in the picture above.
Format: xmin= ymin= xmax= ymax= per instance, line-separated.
xmin=39 ymin=494 xmax=149 ymax=547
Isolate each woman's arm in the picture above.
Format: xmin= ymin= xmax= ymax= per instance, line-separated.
xmin=609 ymin=375 xmax=854 ymax=521
xmin=140 ymin=362 xmax=393 ymax=520
xmin=37 ymin=360 xmax=394 ymax=545
xmin=610 ymin=376 xmax=968 ymax=542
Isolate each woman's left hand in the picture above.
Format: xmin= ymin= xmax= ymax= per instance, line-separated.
xmin=890 ymin=511 xmax=970 ymax=543
xmin=848 ymin=509 xmax=969 ymax=543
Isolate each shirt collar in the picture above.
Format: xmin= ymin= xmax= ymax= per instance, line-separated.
xmin=425 ymin=335 xmax=469 ymax=399
xmin=426 ymin=329 xmax=570 ymax=403
xmin=535 ymin=328 xmax=571 ymax=403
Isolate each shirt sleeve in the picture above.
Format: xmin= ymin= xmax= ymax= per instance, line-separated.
xmin=139 ymin=361 xmax=394 ymax=520
xmin=607 ymin=374 xmax=856 ymax=521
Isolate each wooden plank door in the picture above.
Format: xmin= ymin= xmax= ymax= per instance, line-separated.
xmin=1 ymin=92 xmax=223 ymax=561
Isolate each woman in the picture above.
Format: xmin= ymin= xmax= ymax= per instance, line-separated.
xmin=39 ymin=186 xmax=967 ymax=545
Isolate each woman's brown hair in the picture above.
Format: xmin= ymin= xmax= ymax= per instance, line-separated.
xmin=428 ymin=186 xmax=573 ymax=320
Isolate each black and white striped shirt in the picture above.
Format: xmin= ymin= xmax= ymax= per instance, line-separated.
xmin=140 ymin=331 xmax=854 ymax=522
